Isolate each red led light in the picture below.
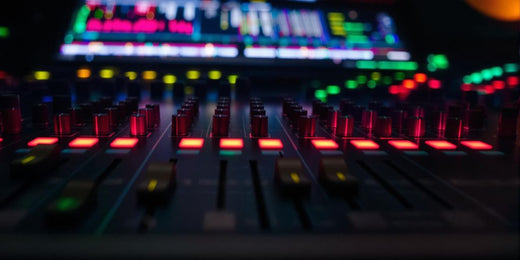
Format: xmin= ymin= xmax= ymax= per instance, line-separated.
xmin=69 ymin=137 xmax=99 ymax=148
xmin=28 ymin=137 xmax=59 ymax=147
xmin=492 ymin=80 xmax=505 ymax=90
xmin=461 ymin=83 xmax=472 ymax=91
xmin=507 ymin=76 xmax=519 ymax=87
xmin=460 ymin=141 xmax=492 ymax=150
xmin=428 ymin=79 xmax=442 ymax=89
xmin=110 ymin=138 xmax=139 ymax=149
xmin=179 ymin=138 xmax=204 ymax=149
xmin=389 ymin=85 xmax=400 ymax=95
xmin=311 ymin=139 xmax=339 ymax=150
xmin=484 ymin=85 xmax=495 ymax=94
xmin=220 ymin=138 xmax=243 ymax=150
xmin=425 ymin=140 xmax=456 ymax=150
xmin=258 ymin=139 xmax=284 ymax=150
xmin=402 ymin=79 xmax=416 ymax=89
xmin=414 ymin=73 xmax=428 ymax=83
xmin=0 ymin=137 xmax=4 ymax=142
xmin=388 ymin=140 xmax=419 ymax=150
xmin=350 ymin=140 xmax=380 ymax=150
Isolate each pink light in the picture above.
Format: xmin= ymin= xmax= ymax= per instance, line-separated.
xmin=507 ymin=76 xmax=519 ymax=87
xmin=428 ymin=79 xmax=442 ymax=89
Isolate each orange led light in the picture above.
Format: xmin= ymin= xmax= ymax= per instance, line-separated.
xmin=28 ymin=137 xmax=59 ymax=147
xmin=110 ymin=138 xmax=139 ymax=149
xmin=220 ymin=138 xmax=243 ymax=149
xmin=179 ymin=138 xmax=204 ymax=149
xmin=460 ymin=141 xmax=492 ymax=150
xmin=258 ymin=139 xmax=283 ymax=150
xmin=311 ymin=139 xmax=339 ymax=150
xmin=69 ymin=137 xmax=99 ymax=148
xmin=388 ymin=140 xmax=419 ymax=150
xmin=350 ymin=140 xmax=380 ymax=150
xmin=414 ymin=73 xmax=428 ymax=83
xmin=402 ymin=79 xmax=416 ymax=89
xmin=425 ymin=140 xmax=456 ymax=150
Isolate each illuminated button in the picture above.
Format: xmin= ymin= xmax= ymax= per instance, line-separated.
xmin=179 ymin=138 xmax=204 ymax=149
xmin=258 ymin=139 xmax=283 ymax=150
xmin=388 ymin=140 xmax=419 ymax=150
xmin=69 ymin=137 xmax=99 ymax=148
xmin=350 ymin=140 xmax=380 ymax=150
xmin=110 ymin=138 xmax=139 ymax=149
xmin=311 ymin=139 xmax=339 ymax=150
xmin=28 ymin=137 xmax=59 ymax=147
xmin=220 ymin=138 xmax=243 ymax=150
xmin=460 ymin=141 xmax=492 ymax=150
xmin=425 ymin=140 xmax=457 ymax=150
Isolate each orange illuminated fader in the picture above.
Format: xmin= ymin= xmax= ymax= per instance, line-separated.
xmin=69 ymin=137 xmax=99 ymax=148
xmin=110 ymin=138 xmax=139 ymax=149
xmin=350 ymin=140 xmax=380 ymax=150
xmin=311 ymin=139 xmax=339 ymax=150
xmin=27 ymin=137 xmax=59 ymax=147
xmin=425 ymin=140 xmax=456 ymax=150
xmin=460 ymin=141 xmax=492 ymax=150
xmin=258 ymin=139 xmax=283 ymax=150
xmin=179 ymin=138 xmax=204 ymax=149
xmin=220 ymin=138 xmax=244 ymax=149
xmin=388 ymin=140 xmax=419 ymax=150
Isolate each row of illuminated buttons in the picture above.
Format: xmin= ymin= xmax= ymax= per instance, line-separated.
xmin=25 ymin=137 xmax=493 ymax=151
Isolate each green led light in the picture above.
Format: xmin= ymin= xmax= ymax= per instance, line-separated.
xmin=219 ymin=150 xmax=242 ymax=156
xmin=427 ymin=64 xmax=437 ymax=72
xmin=371 ymin=72 xmax=381 ymax=81
xmin=56 ymin=197 xmax=79 ymax=212
xmin=378 ymin=61 xmax=418 ymax=71
xmin=346 ymin=80 xmax=358 ymax=89
xmin=504 ymin=63 xmax=518 ymax=73
xmin=367 ymin=80 xmax=377 ymax=89
xmin=0 ymin=26 xmax=10 ymax=38
xmin=383 ymin=76 xmax=392 ymax=85
xmin=481 ymin=69 xmax=493 ymax=81
xmin=315 ymin=89 xmax=327 ymax=102
xmin=357 ymin=75 xmax=367 ymax=84
xmin=491 ymin=66 xmax=503 ymax=77
xmin=94 ymin=9 xmax=104 ymax=19
xmin=344 ymin=22 xmax=364 ymax=31
xmin=73 ymin=5 xmax=91 ymax=34
xmin=385 ymin=34 xmax=395 ymax=45
xmin=326 ymin=85 xmax=341 ymax=95
xmin=432 ymin=54 xmax=449 ymax=69
xmin=470 ymin=72 xmax=483 ymax=84
xmin=463 ymin=76 xmax=472 ymax=84
xmin=347 ymin=35 xmax=368 ymax=44
xmin=356 ymin=61 xmax=377 ymax=69
xmin=394 ymin=72 xmax=405 ymax=81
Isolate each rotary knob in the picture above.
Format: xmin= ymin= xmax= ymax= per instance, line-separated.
xmin=336 ymin=115 xmax=354 ymax=137
xmin=54 ymin=113 xmax=71 ymax=135
xmin=130 ymin=113 xmax=147 ymax=136
xmin=251 ymin=115 xmax=268 ymax=137
xmin=212 ymin=114 xmax=229 ymax=137
xmin=93 ymin=113 xmax=110 ymax=136
xmin=172 ymin=114 xmax=189 ymax=137
xmin=374 ymin=116 xmax=392 ymax=137
xmin=407 ymin=117 xmax=426 ymax=138
xmin=297 ymin=115 xmax=317 ymax=138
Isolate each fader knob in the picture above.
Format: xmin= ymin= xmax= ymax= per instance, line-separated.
xmin=374 ymin=116 xmax=392 ymax=137
xmin=172 ymin=114 xmax=188 ymax=136
xmin=336 ymin=115 xmax=354 ymax=137
xmin=32 ymin=103 xmax=49 ymax=127
xmin=297 ymin=115 xmax=317 ymax=138
xmin=407 ymin=117 xmax=425 ymax=138
xmin=497 ymin=108 xmax=518 ymax=138
xmin=2 ymin=108 xmax=22 ymax=134
xmin=445 ymin=117 xmax=462 ymax=138
xmin=212 ymin=114 xmax=229 ymax=137
xmin=251 ymin=115 xmax=268 ymax=137
xmin=54 ymin=113 xmax=71 ymax=135
xmin=93 ymin=113 xmax=110 ymax=136
xmin=130 ymin=114 xmax=147 ymax=136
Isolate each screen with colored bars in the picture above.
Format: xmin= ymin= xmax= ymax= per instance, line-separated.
xmin=60 ymin=0 xmax=415 ymax=68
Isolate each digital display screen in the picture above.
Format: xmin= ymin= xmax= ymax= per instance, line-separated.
xmin=60 ymin=0 xmax=414 ymax=67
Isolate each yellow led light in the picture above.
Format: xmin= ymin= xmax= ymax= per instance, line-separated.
xmin=34 ymin=71 xmax=50 ymax=81
xmin=336 ymin=172 xmax=346 ymax=181
xmin=208 ymin=70 xmax=222 ymax=80
xmin=77 ymin=68 xmax=91 ymax=79
xmin=290 ymin=172 xmax=300 ymax=183
xmin=142 ymin=70 xmax=157 ymax=80
xmin=147 ymin=179 xmax=158 ymax=192
xmin=228 ymin=75 xmax=238 ymax=84
xmin=125 ymin=71 xmax=137 ymax=81
xmin=21 ymin=155 xmax=36 ymax=165
xmin=99 ymin=69 xmax=115 ymax=79
xmin=163 ymin=74 xmax=177 ymax=84
xmin=186 ymin=70 xmax=200 ymax=80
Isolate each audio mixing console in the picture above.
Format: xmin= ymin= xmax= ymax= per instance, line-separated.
xmin=0 ymin=0 xmax=519 ymax=258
